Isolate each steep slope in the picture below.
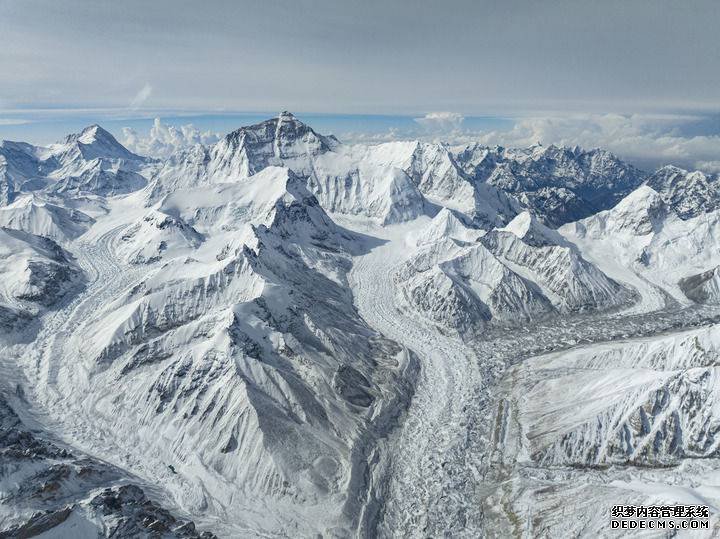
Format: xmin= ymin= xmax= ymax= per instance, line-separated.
xmin=0 ymin=141 xmax=57 ymax=204
xmin=47 ymin=126 xmax=149 ymax=196
xmin=394 ymin=209 xmax=631 ymax=334
xmin=412 ymin=207 xmax=481 ymax=245
xmin=645 ymin=165 xmax=720 ymax=219
xmin=482 ymin=211 xmax=633 ymax=312
xmin=117 ymin=208 xmax=203 ymax=264
xmin=492 ymin=324 xmax=720 ymax=536
xmin=454 ymin=143 xmax=646 ymax=226
xmin=0 ymin=194 xmax=94 ymax=242
xmin=562 ymin=184 xmax=720 ymax=307
xmin=0 ymin=392 xmax=215 ymax=538
xmin=0 ymin=227 xmax=83 ymax=331
xmin=4 ymin=114 xmax=720 ymax=538
xmin=679 ymin=266 xmax=720 ymax=304
xmin=149 ymin=113 xmax=428 ymax=225
xmin=150 ymin=113 xmax=518 ymax=227
xmin=356 ymin=140 xmax=518 ymax=226
xmin=394 ymin=215 xmax=553 ymax=333
xmin=0 ymin=125 xmax=152 ymax=203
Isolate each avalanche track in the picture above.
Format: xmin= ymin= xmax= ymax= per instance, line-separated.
xmin=349 ymin=224 xmax=493 ymax=537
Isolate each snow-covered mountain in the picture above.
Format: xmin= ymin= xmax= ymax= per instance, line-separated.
xmin=561 ymin=183 xmax=720 ymax=309
xmin=0 ymin=193 xmax=95 ymax=242
xmin=453 ymin=143 xmax=646 ymax=227
xmin=0 ymin=227 xmax=83 ymax=330
xmin=392 ymin=209 xmax=631 ymax=335
xmin=1 ymin=113 xmax=719 ymax=537
xmin=0 ymin=125 xmax=150 ymax=202
xmin=645 ymin=164 xmax=720 ymax=219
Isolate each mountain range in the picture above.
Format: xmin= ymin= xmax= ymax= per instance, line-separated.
xmin=1 ymin=112 xmax=719 ymax=537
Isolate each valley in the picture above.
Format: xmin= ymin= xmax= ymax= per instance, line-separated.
xmin=1 ymin=113 xmax=719 ymax=537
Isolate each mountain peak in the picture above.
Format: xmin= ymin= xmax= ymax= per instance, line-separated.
xmin=220 ymin=113 xmax=336 ymax=172
xmin=76 ymin=124 xmax=115 ymax=145
xmin=58 ymin=124 xmax=143 ymax=162
xmin=500 ymin=210 xmax=564 ymax=246
xmin=278 ymin=110 xmax=297 ymax=121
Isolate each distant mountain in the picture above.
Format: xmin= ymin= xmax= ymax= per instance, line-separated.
xmin=150 ymin=113 xmax=519 ymax=227
xmin=0 ymin=125 xmax=149 ymax=202
xmin=453 ymin=143 xmax=646 ymax=227
xmin=645 ymin=165 xmax=720 ymax=219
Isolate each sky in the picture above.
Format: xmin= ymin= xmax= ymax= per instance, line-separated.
xmin=1 ymin=0 xmax=719 ymax=171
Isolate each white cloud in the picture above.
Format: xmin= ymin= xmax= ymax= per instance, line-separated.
xmin=129 ymin=84 xmax=153 ymax=110
xmin=414 ymin=112 xmax=465 ymax=132
xmin=465 ymin=113 xmax=720 ymax=173
xmin=0 ymin=118 xmax=30 ymax=126
xmin=340 ymin=112 xmax=720 ymax=174
xmin=121 ymin=118 xmax=221 ymax=158
xmin=120 ymin=112 xmax=720 ymax=174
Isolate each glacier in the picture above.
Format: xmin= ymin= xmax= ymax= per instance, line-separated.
xmin=0 ymin=112 xmax=719 ymax=537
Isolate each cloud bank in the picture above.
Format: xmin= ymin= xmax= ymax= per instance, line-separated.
xmin=345 ymin=112 xmax=720 ymax=173
xmin=414 ymin=112 xmax=465 ymax=132
xmin=120 ymin=112 xmax=720 ymax=173
xmin=121 ymin=118 xmax=220 ymax=158
xmin=472 ymin=114 xmax=720 ymax=173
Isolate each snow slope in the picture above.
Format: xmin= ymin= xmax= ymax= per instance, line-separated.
xmin=1 ymin=113 xmax=719 ymax=538
xmin=490 ymin=325 xmax=720 ymax=536
xmin=561 ymin=184 xmax=720 ymax=307
xmin=0 ymin=227 xmax=83 ymax=330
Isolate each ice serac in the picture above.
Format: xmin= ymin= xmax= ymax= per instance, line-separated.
xmin=46 ymin=165 xmax=413 ymax=536
xmin=454 ymin=143 xmax=646 ymax=226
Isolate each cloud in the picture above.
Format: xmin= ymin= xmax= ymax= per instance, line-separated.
xmin=129 ymin=84 xmax=153 ymax=110
xmin=0 ymin=118 xmax=30 ymax=126
xmin=119 ymin=112 xmax=720 ymax=174
xmin=120 ymin=118 xmax=221 ymax=158
xmin=465 ymin=113 xmax=720 ymax=172
xmin=341 ymin=112 xmax=720 ymax=174
xmin=414 ymin=112 xmax=465 ymax=131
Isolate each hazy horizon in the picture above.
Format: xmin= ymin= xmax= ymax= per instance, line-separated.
xmin=2 ymin=0 xmax=719 ymax=171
